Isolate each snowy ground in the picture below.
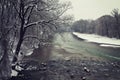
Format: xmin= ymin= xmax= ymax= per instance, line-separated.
xmin=73 ymin=32 xmax=120 ymax=48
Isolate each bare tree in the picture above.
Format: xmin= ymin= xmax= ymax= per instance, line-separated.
xmin=0 ymin=0 xmax=71 ymax=78
xmin=9 ymin=0 xmax=71 ymax=64
xmin=111 ymin=9 xmax=120 ymax=38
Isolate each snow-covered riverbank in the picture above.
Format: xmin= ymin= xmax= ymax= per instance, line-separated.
xmin=73 ymin=32 xmax=120 ymax=48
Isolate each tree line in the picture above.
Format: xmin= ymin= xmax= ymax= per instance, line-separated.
xmin=72 ymin=9 xmax=120 ymax=38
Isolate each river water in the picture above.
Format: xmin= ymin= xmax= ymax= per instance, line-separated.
xmin=52 ymin=32 xmax=120 ymax=61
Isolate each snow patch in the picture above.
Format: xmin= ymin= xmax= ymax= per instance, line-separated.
xmin=15 ymin=65 xmax=24 ymax=71
xmin=11 ymin=70 xmax=18 ymax=76
xmin=73 ymin=32 xmax=120 ymax=48
xmin=100 ymin=44 xmax=120 ymax=48
xmin=11 ymin=65 xmax=24 ymax=76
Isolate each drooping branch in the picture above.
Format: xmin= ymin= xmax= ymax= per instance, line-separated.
xmin=24 ymin=19 xmax=56 ymax=29
xmin=23 ymin=35 xmax=41 ymax=42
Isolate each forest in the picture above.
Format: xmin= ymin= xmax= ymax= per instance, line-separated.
xmin=72 ymin=9 xmax=120 ymax=38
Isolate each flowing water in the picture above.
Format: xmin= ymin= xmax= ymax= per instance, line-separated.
xmin=52 ymin=32 xmax=120 ymax=61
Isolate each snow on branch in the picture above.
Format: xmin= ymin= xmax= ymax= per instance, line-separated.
xmin=23 ymin=35 xmax=41 ymax=42
xmin=24 ymin=18 xmax=58 ymax=29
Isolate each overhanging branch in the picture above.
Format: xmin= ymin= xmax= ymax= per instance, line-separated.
xmin=23 ymin=35 xmax=41 ymax=42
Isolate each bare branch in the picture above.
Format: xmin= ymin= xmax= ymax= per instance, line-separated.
xmin=0 ymin=26 xmax=15 ymax=40
xmin=24 ymin=4 xmax=34 ymax=16
xmin=25 ymin=5 xmax=35 ymax=24
xmin=23 ymin=35 xmax=41 ymax=42
xmin=9 ymin=0 xmax=23 ymax=19
xmin=24 ymin=19 xmax=55 ymax=29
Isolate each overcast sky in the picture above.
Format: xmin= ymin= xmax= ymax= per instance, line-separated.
xmin=60 ymin=0 xmax=120 ymax=20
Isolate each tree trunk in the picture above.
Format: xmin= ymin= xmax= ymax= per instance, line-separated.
xmin=0 ymin=39 xmax=11 ymax=80
xmin=12 ymin=37 xmax=23 ymax=63
xmin=12 ymin=19 xmax=25 ymax=63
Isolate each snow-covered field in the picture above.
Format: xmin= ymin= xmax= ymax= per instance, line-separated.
xmin=73 ymin=32 xmax=120 ymax=48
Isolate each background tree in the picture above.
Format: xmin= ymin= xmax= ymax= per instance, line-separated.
xmin=95 ymin=15 xmax=114 ymax=37
xmin=0 ymin=0 xmax=16 ymax=79
xmin=111 ymin=8 xmax=120 ymax=38
xmin=72 ymin=19 xmax=93 ymax=33
xmin=71 ymin=9 xmax=120 ymax=39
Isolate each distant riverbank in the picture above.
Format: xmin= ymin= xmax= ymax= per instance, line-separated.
xmin=73 ymin=32 xmax=120 ymax=48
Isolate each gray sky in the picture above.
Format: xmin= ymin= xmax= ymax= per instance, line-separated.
xmin=60 ymin=0 xmax=120 ymax=20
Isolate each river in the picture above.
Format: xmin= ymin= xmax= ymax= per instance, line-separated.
xmin=51 ymin=32 xmax=120 ymax=61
